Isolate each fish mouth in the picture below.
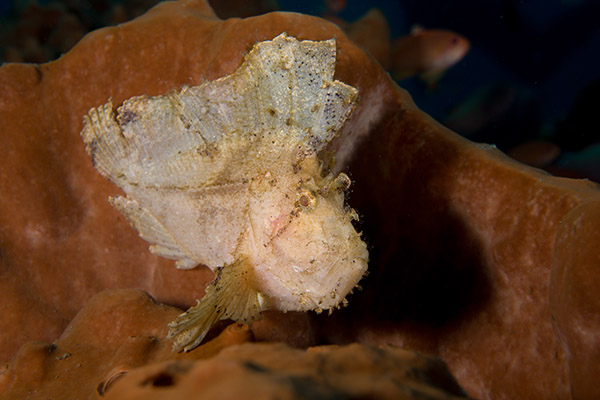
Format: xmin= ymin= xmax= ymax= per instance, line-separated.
xmin=253 ymin=238 xmax=368 ymax=312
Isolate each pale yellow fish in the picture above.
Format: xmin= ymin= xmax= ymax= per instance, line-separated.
xmin=80 ymin=33 xmax=368 ymax=352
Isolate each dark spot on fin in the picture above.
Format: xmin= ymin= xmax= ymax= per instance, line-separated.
xmin=118 ymin=109 xmax=139 ymax=125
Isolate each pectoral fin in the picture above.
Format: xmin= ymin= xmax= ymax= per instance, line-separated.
xmin=109 ymin=196 xmax=198 ymax=269
xmin=167 ymin=259 xmax=262 ymax=352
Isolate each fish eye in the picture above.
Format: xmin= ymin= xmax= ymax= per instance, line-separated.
xmin=296 ymin=188 xmax=317 ymax=211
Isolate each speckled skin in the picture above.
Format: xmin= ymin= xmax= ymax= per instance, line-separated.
xmin=80 ymin=34 xmax=368 ymax=351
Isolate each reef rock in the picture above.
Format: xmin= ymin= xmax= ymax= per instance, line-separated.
xmin=0 ymin=289 xmax=468 ymax=399
xmin=103 ymin=342 xmax=469 ymax=400
xmin=0 ymin=289 xmax=253 ymax=399
xmin=550 ymin=200 xmax=600 ymax=400
xmin=1 ymin=0 xmax=599 ymax=399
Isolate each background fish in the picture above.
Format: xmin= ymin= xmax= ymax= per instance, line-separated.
xmin=391 ymin=25 xmax=470 ymax=88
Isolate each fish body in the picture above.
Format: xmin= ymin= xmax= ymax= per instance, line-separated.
xmin=345 ymin=8 xmax=391 ymax=70
xmin=325 ymin=0 xmax=347 ymax=13
xmin=80 ymin=33 xmax=368 ymax=352
xmin=391 ymin=26 xmax=470 ymax=86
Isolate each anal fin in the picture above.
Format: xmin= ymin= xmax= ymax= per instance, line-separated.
xmin=167 ymin=258 xmax=262 ymax=352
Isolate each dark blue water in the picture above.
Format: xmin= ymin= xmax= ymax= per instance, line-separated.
xmin=282 ymin=0 xmax=599 ymax=147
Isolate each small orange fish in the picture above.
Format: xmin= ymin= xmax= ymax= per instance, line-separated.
xmin=325 ymin=0 xmax=347 ymax=14
xmin=391 ymin=26 xmax=470 ymax=88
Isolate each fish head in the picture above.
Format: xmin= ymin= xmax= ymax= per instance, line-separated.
xmin=247 ymin=156 xmax=368 ymax=313
xmin=428 ymin=30 xmax=470 ymax=72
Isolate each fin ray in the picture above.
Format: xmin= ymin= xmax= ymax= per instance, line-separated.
xmin=168 ymin=259 xmax=262 ymax=352
xmin=109 ymin=196 xmax=196 ymax=267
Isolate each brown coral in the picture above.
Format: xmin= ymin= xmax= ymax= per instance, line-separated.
xmin=103 ymin=342 xmax=469 ymax=400
xmin=0 ymin=289 xmax=253 ymax=399
xmin=0 ymin=0 xmax=599 ymax=399
xmin=550 ymin=200 xmax=600 ymax=399
xmin=0 ymin=289 xmax=468 ymax=399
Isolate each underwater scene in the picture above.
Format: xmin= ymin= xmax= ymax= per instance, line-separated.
xmin=0 ymin=1 xmax=599 ymax=400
